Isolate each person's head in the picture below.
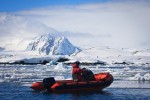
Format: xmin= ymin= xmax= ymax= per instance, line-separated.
xmin=74 ymin=61 xmax=80 ymax=65
xmin=72 ymin=61 xmax=80 ymax=68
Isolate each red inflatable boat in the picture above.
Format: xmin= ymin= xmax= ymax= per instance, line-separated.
xmin=30 ymin=73 xmax=113 ymax=93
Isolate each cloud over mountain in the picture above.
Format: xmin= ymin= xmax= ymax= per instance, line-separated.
xmin=0 ymin=1 xmax=150 ymax=48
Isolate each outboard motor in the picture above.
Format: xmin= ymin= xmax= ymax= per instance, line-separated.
xmin=43 ymin=77 xmax=56 ymax=91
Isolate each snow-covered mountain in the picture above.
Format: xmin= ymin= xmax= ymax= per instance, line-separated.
xmin=26 ymin=34 xmax=80 ymax=55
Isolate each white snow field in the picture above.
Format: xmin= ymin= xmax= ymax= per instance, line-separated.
xmin=0 ymin=46 xmax=150 ymax=65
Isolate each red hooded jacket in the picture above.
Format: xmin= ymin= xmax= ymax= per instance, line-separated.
xmin=72 ymin=63 xmax=83 ymax=81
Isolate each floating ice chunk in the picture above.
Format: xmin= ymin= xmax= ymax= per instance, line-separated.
xmin=134 ymin=73 xmax=143 ymax=81
xmin=47 ymin=60 xmax=57 ymax=65
xmin=54 ymin=62 xmax=68 ymax=71
xmin=109 ymin=69 xmax=124 ymax=76
xmin=144 ymin=73 xmax=150 ymax=80
xmin=133 ymin=73 xmax=145 ymax=81
xmin=129 ymin=73 xmax=150 ymax=81
xmin=135 ymin=73 xmax=141 ymax=78
xmin=55 ymin=76 xmax=65 ymax=80
xmin=124 ymin=66 xmax=130 ymax=71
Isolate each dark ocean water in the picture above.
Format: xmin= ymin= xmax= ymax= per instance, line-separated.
xmin=0 ymin=82 xmax=150 ymax=100
xmin=0 ymin=65 xmax=150 ymax=100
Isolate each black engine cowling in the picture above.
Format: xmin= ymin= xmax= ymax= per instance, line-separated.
xmin=43 ymin=77 xmax=56 ymax=90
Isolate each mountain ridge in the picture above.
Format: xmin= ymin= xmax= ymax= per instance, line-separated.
xmin=26 ymin=34 xmax=80 ymax=55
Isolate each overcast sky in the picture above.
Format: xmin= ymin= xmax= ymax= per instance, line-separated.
xmin=0 ymin=0 xmax=150 ymax=49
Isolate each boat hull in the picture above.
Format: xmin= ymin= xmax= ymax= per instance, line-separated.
xmin=31 ymin=73 xmax=113 ymax=93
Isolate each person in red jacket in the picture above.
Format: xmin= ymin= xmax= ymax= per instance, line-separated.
xmin=72 ymin=61 xmax=83 ymax=82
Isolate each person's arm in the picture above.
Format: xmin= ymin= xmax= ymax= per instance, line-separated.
xmin=77 ymin=68 xmax=83 ymax=73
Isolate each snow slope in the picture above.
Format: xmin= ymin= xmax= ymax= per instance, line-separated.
xmin=0 ymin=45 xmax=150 ymax=65
xmin=0 ymin=45 xmax=149 ymax=65
xmin=68 ymin=47 xmax=150 ymax=65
